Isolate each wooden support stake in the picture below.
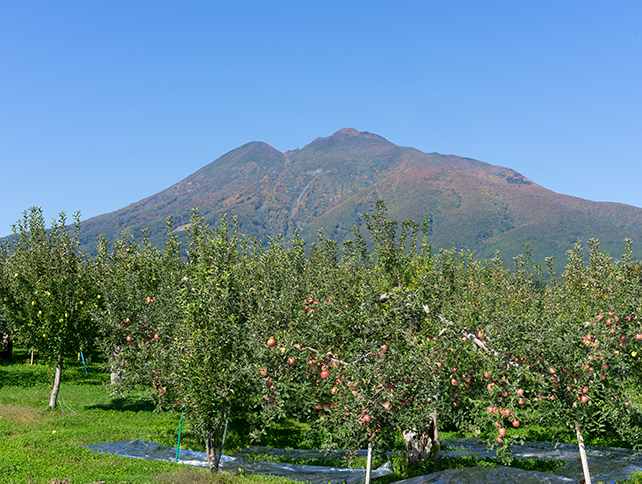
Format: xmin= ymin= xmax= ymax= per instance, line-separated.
xmin=365 ymin=441 xmax=373 ymax=484
xmin=575 ymin=411 xmax=592 ymax=484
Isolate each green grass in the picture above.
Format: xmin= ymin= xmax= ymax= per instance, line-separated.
xmin=244 ymin=452 xmax=387 ymax=469
xmin=0 ymin=350 xmax=292 ymax=484
xmin=1 ymin=349 xmax=640 ymax=483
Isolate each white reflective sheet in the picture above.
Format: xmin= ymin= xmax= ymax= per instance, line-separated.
xmin=83 ymin=438 xmax=642 ymax=483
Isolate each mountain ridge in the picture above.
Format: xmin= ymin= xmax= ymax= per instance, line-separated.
xmin=76 ymin=128 xmax=642 ymax=269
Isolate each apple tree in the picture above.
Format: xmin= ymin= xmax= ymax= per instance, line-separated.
xmin=92 ymin=220 xmax=184 ymax=407
xmin=172 ymin=212 xmax=263 ymax=471
xmin=0 ymin=207 xmax=98 ymax=409
xmin=254 ymin=207 xmax=448 ymax=466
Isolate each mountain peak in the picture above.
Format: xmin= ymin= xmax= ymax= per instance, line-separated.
xmin=333 ymin=127 xmax=361 ymax=136
xmin=300 ymin=128 xmax=392 ymax=152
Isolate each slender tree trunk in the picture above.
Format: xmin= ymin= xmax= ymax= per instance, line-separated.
xmin=206 ymin=431 xmax=222 ymax=472
xmin=49 ymin=353 xmax=63 ymax=409
xmin=207 ymin=400 xmax=228 ymax=473
xmin=205 ymin=433 xmax=213 ymax=470
xmin=110 ymin=345 xmax=121 ymax=385
xmin=430 ymin=409 xmax=441 ymax=460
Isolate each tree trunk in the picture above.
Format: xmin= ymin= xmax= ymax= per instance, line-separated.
xmin=110 ymin=345 xmax=121 ymax=385
xmin=206 ymin=401 xmax=228 ymax=472
xmin=403 ymin=410 xmax=440 ymax=466
xmin=206 ymin=430 xmax=222 ymax=472
xmin=0 ymin=334 xmax=12 ymax=362
xmin=49 ymin=353 xmax=63 ymax=409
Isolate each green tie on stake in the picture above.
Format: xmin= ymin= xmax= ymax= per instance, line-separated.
xmin=175 ymin=411 xmax=184 ymax=463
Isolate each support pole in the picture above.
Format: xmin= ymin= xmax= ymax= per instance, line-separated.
xmin=175 ymin=411 xmax=184 ymax=463
xmin=80 ymin=350 xmax=87 ymax=375
xmin=365 ymin=441 xmax=373 ymax=484
xmin=575 ymin=411 xmax=592 ymax=484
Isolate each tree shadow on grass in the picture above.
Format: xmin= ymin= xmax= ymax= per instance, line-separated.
xmin=87 ymin=396 xmax=156 ymax=412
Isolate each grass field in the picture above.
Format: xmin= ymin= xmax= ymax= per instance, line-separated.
xmin=0 ymin=350 xmax=294 ymax=484
xmin=1 ymin=349 xmax=641 ymax=484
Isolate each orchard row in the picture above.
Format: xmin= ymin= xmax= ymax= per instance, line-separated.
xmin=2 ymin=203 xmax=642 ymax=471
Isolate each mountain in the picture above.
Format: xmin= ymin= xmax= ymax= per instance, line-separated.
xmin=79 ymin=128 xmax=642 ymax=270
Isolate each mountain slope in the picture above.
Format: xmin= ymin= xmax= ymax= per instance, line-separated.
xmin=79 ymin=128 xmax=642 ymax=269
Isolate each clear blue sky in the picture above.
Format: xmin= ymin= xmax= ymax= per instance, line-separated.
xmin=2 ymin=1 xmax=641 ymax=235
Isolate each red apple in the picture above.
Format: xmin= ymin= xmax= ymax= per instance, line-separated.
xmin=267 ymin=338 xmax=277 ymax=347
xmin=581 ymin=395 xmax=589 ymax=403
xmin=320 ymin=370 xmax=330 ymax=379
xmin=288 ymin=357 xmax=296 ymax=365
xmin=498 ymin=427 xmax=506 ymax=437
xmin=361 ymin=414 xmax=371 ymax=423
xmin=497 ymin=436 xmax=504 ymax=444
xmin=451 ymin=379 xmax=459 ymax=387
xmin=380 ymin=344 xmax=388 ymax=352
xmin=512 ymin=420 xmax=520 ymax=428
xmin=260 ymin=368 xmax=268 ymax=376
xmin=126 ymin=335 xmax=132 ymax=342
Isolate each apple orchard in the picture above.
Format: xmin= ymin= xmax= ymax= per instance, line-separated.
xmin=2 ymin=203 xmax=642 ymax=472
